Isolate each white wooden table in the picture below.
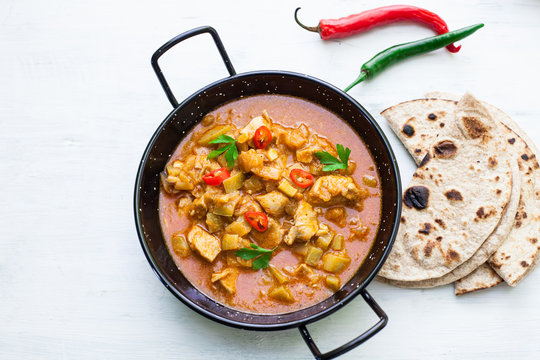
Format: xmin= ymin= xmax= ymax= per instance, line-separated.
xmin=2 ymin=0 xmax=539 ymax=359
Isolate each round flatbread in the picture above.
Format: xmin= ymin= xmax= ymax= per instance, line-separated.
xmin=378 ymin=94 xmax=513 ymax=282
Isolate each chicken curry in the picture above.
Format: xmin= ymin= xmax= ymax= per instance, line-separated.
xmin=159 ymin=95 xmax=381 ymax=314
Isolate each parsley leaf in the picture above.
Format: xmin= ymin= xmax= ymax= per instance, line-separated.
xmin=314 ymin=144 xmax=351 ymax=172
xmin=235 ymin=244 xmax=276 ymax=270
xmin=207 ymin=135 xmax=238 ymax=169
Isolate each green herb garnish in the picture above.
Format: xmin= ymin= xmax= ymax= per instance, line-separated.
xmin=207 ymin=134 xmax=238 ymax=169
xmin=314 ymin=144 xmax=351 ymax=172
xmin=235 ymin=243 xmax=277 ymax=270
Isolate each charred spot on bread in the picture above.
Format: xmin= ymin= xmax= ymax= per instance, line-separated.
xmin=439 ymin=122 xmax=445 ymax=128
xmin=402 ymin=124 xmax=415 ymax=137
xmin=461 ymin=115 xmax=489 ymax=139
xmin=488 ymin=156 xmax=498 ymax=168
xmin=521 ymin=261 xmax=529 ymax=268
xmin=508 ymin=138 xmax=516 ymax=144
xmin=434 ymin=140 xmax=457 ymax=158
xmin=428 ymin=113 xmax=437 ymax=120
xmin=444 ymin=189 xmax=463 ymax=201
xmin=521 ymin=154 xmax=529 ymax=161
xmin=403 ymin=186 xmax=429 ymax=210
xmin=419 ymin=153 xmax=431 ymax=167
xmin=418 ymin=223 xmax=432 ymax=235
xmin=434 ymin=218 xmax=446 ymax=229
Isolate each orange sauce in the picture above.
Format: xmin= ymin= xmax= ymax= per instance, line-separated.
xmin=159 ymin=95 xmax=381 ymax=314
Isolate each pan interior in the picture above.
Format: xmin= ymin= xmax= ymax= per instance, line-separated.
xmin=135 ymin=71 xmax=400 ymax=329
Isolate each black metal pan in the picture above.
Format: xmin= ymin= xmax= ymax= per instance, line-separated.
xmin=134 ymin=26 xmax=401 ymax=360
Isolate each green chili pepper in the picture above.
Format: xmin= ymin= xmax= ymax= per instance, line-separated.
xmin=344 ymin=23 xmax=484 ymax=92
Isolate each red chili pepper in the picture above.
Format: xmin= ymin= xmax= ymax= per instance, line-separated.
xmin=294 ymin=6 xmax=461 ymax=53
xmin=202 ymin=167 xmax=230 ymax=186
xmin=253 ymin=126 xmax=272 ymax=149
xmin=244 ymin=211 xmax=268 ymax=232
xmin=290 ymin=169 xmax=314 ymax=188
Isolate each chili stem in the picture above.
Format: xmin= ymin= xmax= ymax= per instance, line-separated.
xmin=344 ymin=72 xmax=367 ymax=92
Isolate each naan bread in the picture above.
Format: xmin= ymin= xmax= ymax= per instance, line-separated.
xmin=426 ymin=92 xmax=540 ymax=287
xmin=378 ymin=94 xmax=513 ymax=282
xmin=377 ymin=94 xmax=520 ymax=288
xmin=454 ymin=263 xmax=503 ymax=296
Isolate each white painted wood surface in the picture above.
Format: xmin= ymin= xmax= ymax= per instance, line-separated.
xmin=1 ymin=0 xmax=539 ymax=358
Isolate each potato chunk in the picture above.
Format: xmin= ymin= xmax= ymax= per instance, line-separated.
xmin=211 ymin=268 xmax=239 ymax=295
xmin=322 ymin=253 xmax=351 ymax=273
xmin=238 ymin=116 xmax=271 ymax=144
xmin=225 ymin=216 xmax=252 ymax=236
xmin=212 ymin=192 xmax=241 ymax=217
xmin=255 ymin=191 xmax=290 ymax=217
xmin=268 ymin=264 xmax=289 ymax=284
xmin=331 ymin=234 xmax=344 ymax=251
xmin=187 ymin=225 xmax=221 ymax=262
xmin=268 ymin=285 xmax=295 ymax=303
xmin=325 ymin=275 xmax=341 ymax=291
xmin=221 ymin=234 xmax=249 ymax=251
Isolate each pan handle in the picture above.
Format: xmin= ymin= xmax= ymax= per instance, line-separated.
xmin=298 ymin=289 xmax=387 ymax=360
xmin=151 ymin=26 xmax=236 ymax=108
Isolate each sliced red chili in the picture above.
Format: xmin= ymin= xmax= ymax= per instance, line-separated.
xmin=203 ymin=167 xmax=230 ymax=186
xmin=244 ymin=211 xmax=268 ymax=232
xmin=253 ymin=126 xmax=272 ymax=149
xmin=290 ymin=169 xmax=314 ymax=188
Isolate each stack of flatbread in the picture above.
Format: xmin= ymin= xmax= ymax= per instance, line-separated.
xmin=376 ymin=93 xmax=540 ymax=295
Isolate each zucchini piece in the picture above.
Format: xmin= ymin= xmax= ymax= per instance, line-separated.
xmin=171 ymin=233 xmax=190 ymax=257
xmin=197 ymin=124 xmax=233 ymax=145
xmin=305 ymin=246 xmax=323 ymax=267
xmin=331 ymin=234 xmax=345 ymax=251
xmin=277 ymin=178 xmax=298 ymax=198
xmin=223 ymin=172 xmax=245 ymax=193
xmin=315 ymin=223 xmax=335 ymax=250
xmin=206 ymin=213 xmax=225 ymax=233
xmin=322 ymin=253 xmax=351 ymax=273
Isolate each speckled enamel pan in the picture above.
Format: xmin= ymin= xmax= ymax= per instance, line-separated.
xmin=134 ymin=26 xmax=401 ymax=360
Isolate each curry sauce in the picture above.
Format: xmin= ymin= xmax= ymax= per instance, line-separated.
xmin=159 ymin=95 xmax=381 ymax=314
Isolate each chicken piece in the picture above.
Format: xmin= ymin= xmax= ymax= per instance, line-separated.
xmin=274 ymin=124 xmax=308 ymax=150
xmin=306 ymin=175 xmax=369 ymax=207
xmin=237 ymin=115 xmax=271 ymax=144
xmin=324 ymin=207 xmax=348 ymax=227
xmin=252 ymin=166 xmax=282 ymax=180
xmin=238 ymin=149 xmax=266 ymax=172
xmin=187 ymin=225 xmax=221 ymax=262
xmin=255 ymin=191 xmax=290 ymax=217
xmin=184 ymin=154 xmax=221 ymax=185
xmin=295 ymin=134 xmax=335 ymax=163
xmin=251 ymin=218 xmax=284 ymax=249
xmin=284 ymin=200 xmax=318 ymax=245
xmin=211 ymin=268 xmax=239 ymax=295
xmin=234 ymin=195 xmax=263 ymax=217
xmin=187 ymin=197 xmax=208 ymax=219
